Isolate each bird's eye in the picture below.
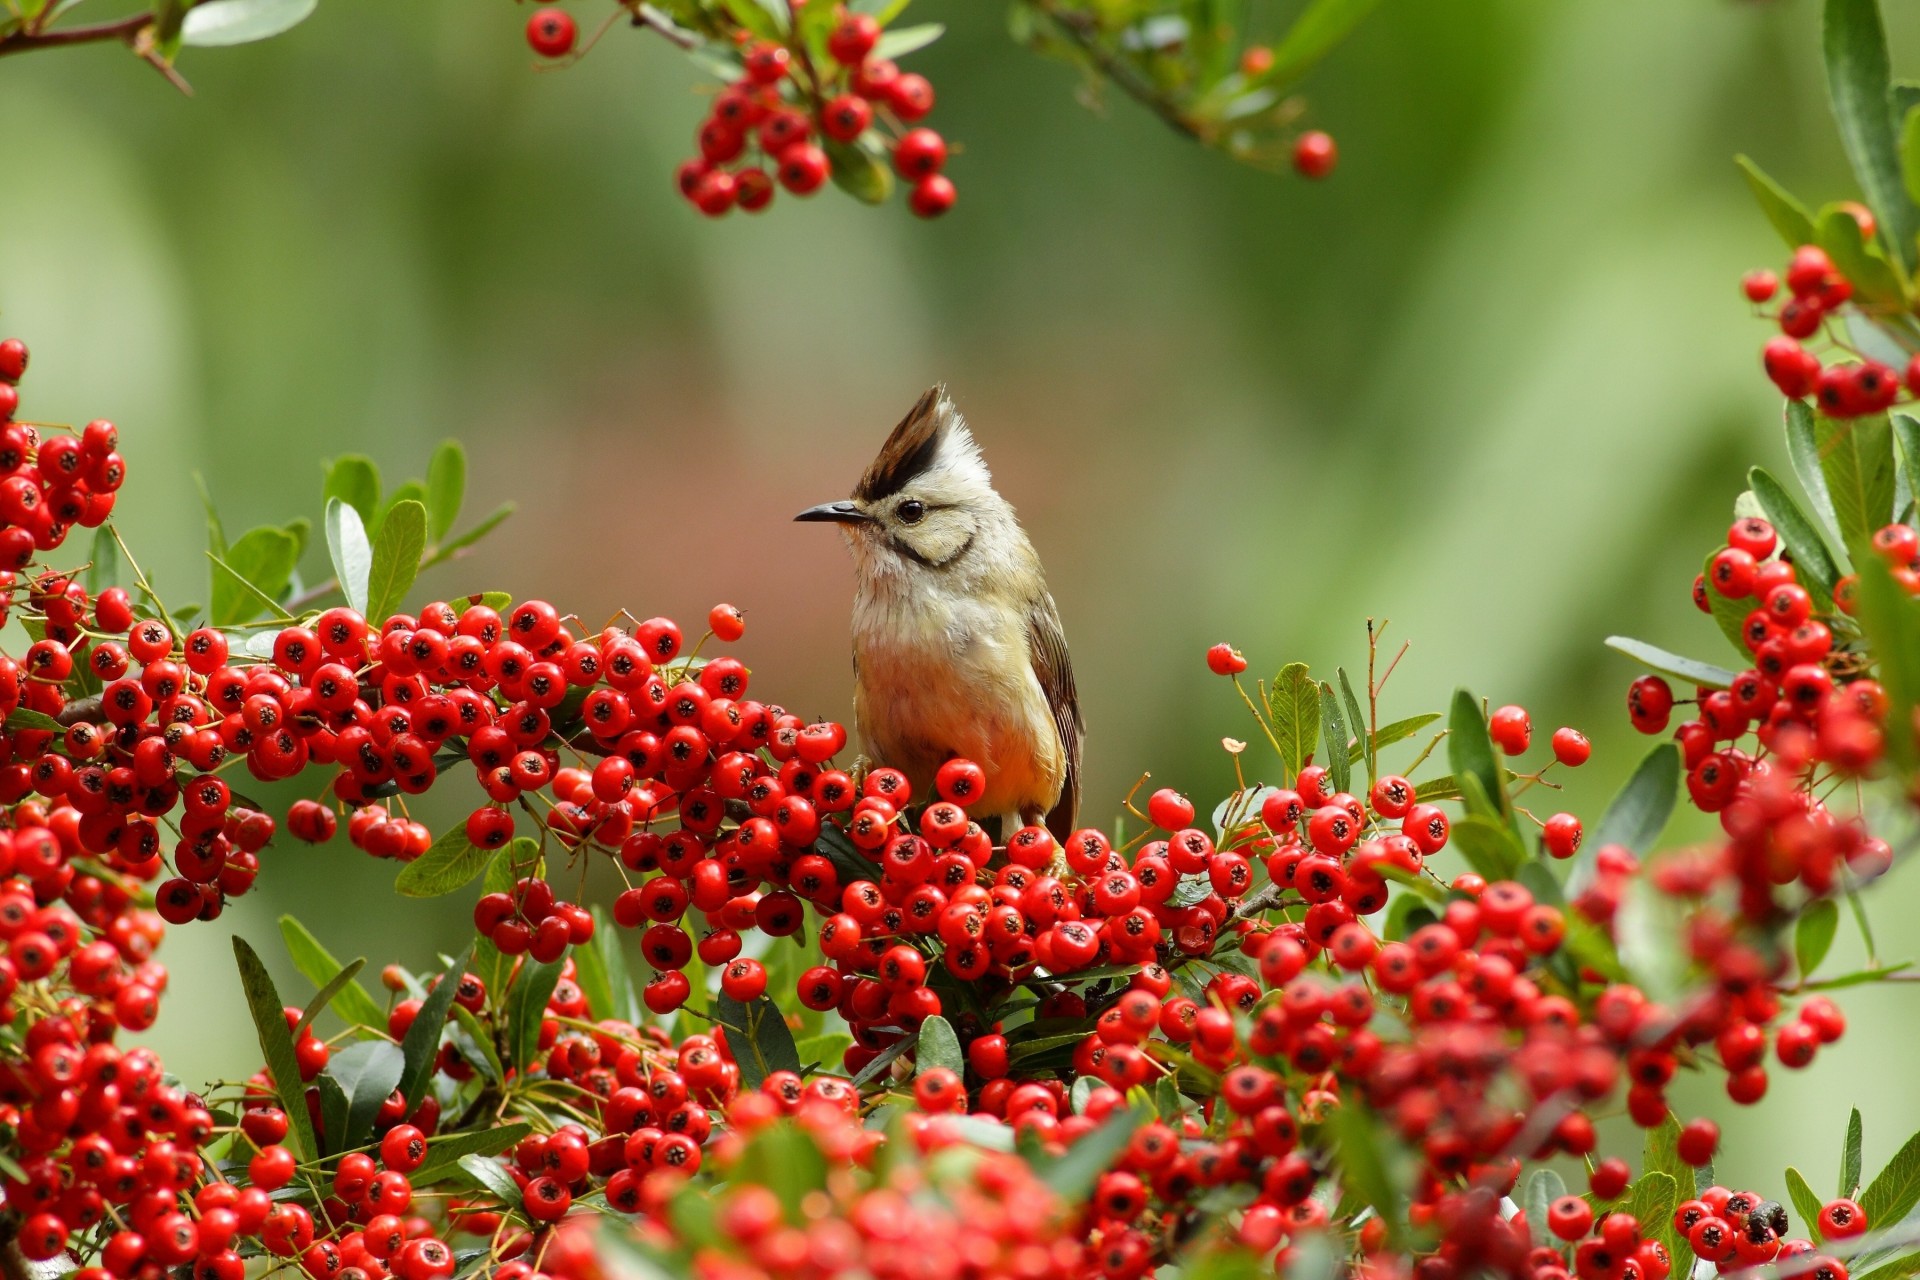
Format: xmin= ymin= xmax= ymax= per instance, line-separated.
xmin=897 ymin=500 xmax=926 ymax=524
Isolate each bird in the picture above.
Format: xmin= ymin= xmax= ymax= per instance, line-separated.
xmin=795 ymin=385 xmax=1083 ymax=841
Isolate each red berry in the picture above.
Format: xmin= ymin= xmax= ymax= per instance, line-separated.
xmin=1489 ymin=704 xmax=1530 ymax=754
xmin=1550 ymin=727 xmax=1590 ymax=766
xmin=525 ymin=8 xmax=576 ymax=58
xmin=893 ymin=128 xmax=947 ymax=179
xmin=908 ymin=174 xmax=956 ymax=219
xmin=1292 ymin=131 xmax=1337 ymax=179
xmin=823 ymin=93 xmax=874 ymax=142
xmin=1676 ymin=1117 xmax=1719 ymax=1166
xmin=828 ymin=14 xmax=880 ymax=65
xmin=889 ymin=73 xmax=935 ymax=121
xmin=777 ymin=143 xmax=830 ymax=195
xmin=1206 ymin=643 xmax=1247 ymax=676
xmin=708 ymin=603 xmax=746 ymax=642
xmin=0 ymin=338 xmax=26 ymax=382
xmin=1742 ymin=269 xmax=1779 ymax=302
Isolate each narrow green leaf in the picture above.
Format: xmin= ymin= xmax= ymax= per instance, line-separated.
xmin=1319 ymin=681 xmax=1351 ymax=797
xmin=1905 ymin=105 xmax=1920 ymax=212
xmin=5 ymin=708 xmax=64 ymax=733
xmin=87 ymin=524 xmax=120 ymax=596
xmin=1862 ymin=1127 xmax=1920 ymax=1231
xmin=508 ymin=955 xmax=567 ymax=1072
xmin=1589 ymin=742 xmax=1679 ymax=859
xmin=824 ymin=138 xmax=894 ymax=204
xmin=411 ymin=1122 xmax=531 ymax=1188
xmin=916 ymin=1014 xmax=962 ymax=1077
xmin=872 ymin=21 xmax=942 ymax=59
xmin=1523 ymin=1168 xmax=1568 ymax=1242
xmin=232 ymin=937 xmax=319 ymax=1161
xmin=1331 ymin=1100 xmax=1403 ymax=1245
xmin=1604 ymin=637 xmax=1737 ymax=691
xmin=713 ymin=993 xmax=801 ymax=1091
xmin=425 ymin=440 xmax=466 ymax=545
xmin=322 ymin=455 xmax=381 ymax=526
xmin=1701 ymin=548 xmax=1757 ymax=657
xmin=1350 ymin=713 xmax=1440 ymax=765
xmin=571 ymin=922 xmax=617 ymax=1024
xmin=1893 ymin=415 xmax=1920 ymax=533
xmin=399 ymin=948 xmax=472 ymax=1113
xmin=1751 ymin=465 xmax=1844 ymax=605
xmin=448 ymin=1004 xmax=503 ymax=1083
xmin=366 ymin=499 xmax=428 ymax=623
xmin=278 ymin=916 xmax=386 ymax=1031
xmin=394 ymin=826 xmax=490 ymax=898
xmin=324 ymin=499 xmax=373 ymax=618
xmin=1787 ymin=1166 xmax=1827 ymax=1243
xmin=1847 ymin=1109 xmax=1866 ymax=1198
xmin=1789 ymin=399 xmax=1848 ymax=548
xmin=209 ymin=526 xmax=298 ymax=626
xmin=1817 ymin=204 xmax=1908 ymax=307
xmin=1631 ymin=1173 xmax=1680 ymax=1258
xmin=1737 ymin=154 xmax=1819 ymax=248
xmin=1267 ymin=663 xmax=1319 ymax=782
xmin=1035 ymin=1108 xmax=1142 ymax=1201
xmin=459 ymin=1154 xmax=524 ymax=1209
xmin=291 ymin=957 xmax=368 ymax=1040
xmin=1337 ymin=668 xmax=1372 ymax=782
xmin=1448 ymin=815 xmax=1526 ymax=882
xmin=1826 ymin=0 xmax=1920 ymax=270
xmin=848 ymin=1034 xmax=913 ymax=1087
xmin=1446 ymin=690 xmax=1504 ymax=822
xmin=1262 ymin=0 xmax=1382 ymax=88
xmin=1798 ymin=899 xmax=1842 ymax=979
xmin=181 ymin=0 xmax=316 ymax=46
xmin=1855 ymin=557 xmax=1920 ymax=770
xmin=320 ymin=1040 xmax=406 ymax=1154
xmin=1815 ymin=411 xmax=1898 ymax=552
xmin=422 ymin=502 xmax=514 ymax=568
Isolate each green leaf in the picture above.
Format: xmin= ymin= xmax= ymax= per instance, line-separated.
xmin=720 ymin=0 xmax=787 ymax=37
xmin=394 ymin=825 xmax=490 ymax=898
xmin=873 ymin=21 xmax=942 ymax=59
xmin=714 ymin=993 xmax=801 ymax=1091
xmin=399 ymin=948 xmax=471 ymax=1113
xmin=1448 ymin=815 xmax=1526 ymax=882
xmin=279 ymin=916 xmax=385 ymax=1032
xmin=1643 ymin=1113 xmax=1693 ymax=1263
xmin=1446 ymin=690 xmax=1505 ymax=822
xmin=291 ymin=957 xmax=368 ymax=1040
xmin=1632 ymin=1173 xmax=1680 ymax=1258
xmin=733 ymin=1121 xmax=828 ymax=1223
xmin=1268 ymin=663 xmax=1320 ymax=782
xmin=1789 ymin=399 xmax=1850 ymax=548
xmin=181 ymin=0 xmax=315 ymax=45
xmin=573 ymin=907 xmax=635 ymax=1023
xmin=422 ymin=502 xmax=514 ymax=568
xmin=425 ymin=440 xmax=466 ymax=545
xmin=1827 ymin=0 xmax=1920 ymax=270
xmin=1893 ymin=415 xmax=1920 ymax=530
xmin=1262 ymin=0 xmax=1383 ymax=89
xmin=410 ymin=1123 xmax=531 ymax=1188
xmin=87 ymin=524 xmax=120 ymax=596
xmin=448 ymin=1004 xmax=503 ymax=1083
xmin=1858 ymin=1255 xmax=1920 ymax=1280
xmin=1863 ymin=1127 xmax=1920 ymax=1233
xmin=1817 ymin=204 xmax=1909 ymax=307
xmin=319 ymin=1040 xmax=406 ymax=1154
xmin=1751 ymin=465 xmax=1844 ymax=606
xmin=1904 ymin=106 xmax=1920 ymax=209
xmin=1787 ymin=1166 xmax=1828 ymax=1243
xmin=325 ymin=499 xmax=373 ymax=618
xmin=795 ymin=1032 xmax=852 ymax=1073
xmin=1337 ymin=668 xmax=1372 ymax=782
xmin=4 ymin=708 xmax=64 ymax=733
xmin=458 ymin=1153 xmax=524 ymax=1209
xmin=1797 ymin=899 xmax=1842 ymax=979
xmin=1351 ymin=713 xmax=1440 ymax=765
xmin=848 ymin=1034 xmax=913 ymax=1087
xmin=1604 ymin=636 xmax=1738 ymax=691
xmin=571 ymin=923 xmax=616 ymax=1024
xmin=1319 ymin=681 xmax=1351 ymax=797
xmin=1587 ymin=741 xmax=1679 ymax=865
xmin=825 ymin=138 xmax=894 ymax=204
xmin=322 ymin=455 xmax=381 ymax=526
xmin=1700 ymin=547 xmax=1757 ymax=657
xmin=1855 ymin=557 xmax=1920 ymax=770
xmin=232 ymin=937 xmax=319 ymax=1162
xmin=1737 ymin=154 xmax=1819 ymax=248
xmin=508 ymin=956 xmax=567 ymax=1071
xmin=1816 ymin=411 xmax=1899 ymax=553
xmin=1616 ymin=877 xmax=1689 ymax=1004
xmin=474 ymin=845 xmax=520 ymax=995
xmin=1033 ymin=1108 xmax=1142 ymax=1201
xmin=1331 ymin=1100 xmax=1403 ymax=1246
xmin=916 ymin=1014 xmax=962 ymax=1077
xmin=366 ymin=499 xmax=428 ymax=623
xmin=209 ymin=526 xmax=298 ymax=625
xmin=1412 ymin=773 xmax=1461 ymax=803
xmin=1523 ymin=1167 xmax=1567 ymax=1242
xmin=1847 ymin=1109 xmax=1867 ymax=1197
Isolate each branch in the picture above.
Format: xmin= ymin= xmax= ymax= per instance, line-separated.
xmin=1022 ymin=0 xmax=1206 ymax=144
xmin=0 ymin=11 xmax=151 ymax=59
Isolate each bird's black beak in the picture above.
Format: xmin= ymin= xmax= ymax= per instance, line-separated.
xmin=794 ymin=500 xmax=873 ymax=525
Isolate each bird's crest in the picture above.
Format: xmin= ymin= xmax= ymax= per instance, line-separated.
xmin=854 ymin=385 xmax=987 ymax=501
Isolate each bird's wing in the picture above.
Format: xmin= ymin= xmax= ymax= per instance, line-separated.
xmin=1026 ymin=594 xmax=1082 ymax=842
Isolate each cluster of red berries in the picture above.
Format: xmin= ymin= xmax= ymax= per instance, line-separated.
xmin=0 ymin=338 xmax=123 ymax=571
xmin=520 ymin=4 xmax=955 ymax=219
xmin=1750 ymin=238 xmax=1913 ymax=416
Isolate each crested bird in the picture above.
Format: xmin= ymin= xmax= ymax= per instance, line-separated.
xmin=795 ymin=386 xmax=1083 ymax=840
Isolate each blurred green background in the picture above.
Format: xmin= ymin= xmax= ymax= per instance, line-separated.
xmin=4 ymin=0 xmax=1920 ymax=1194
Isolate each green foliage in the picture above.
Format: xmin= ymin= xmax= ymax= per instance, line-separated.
xmin=319 ymin=1040 xmax=406 ymax=1153
xmin=508 ymin=956 xmax=566 ymax=1071
xmin=1814 ymin=411 xmax=1898 ymax=554
xmin=232 ymin=936 xmax=319 ymax=1162
xmin=916 ymin=1014 xmax=962 ymax=1077
xmin=1319 ymin=680 xmax=1351 ymax=796
xmin=1825 ymin=0 xmax=1920 ymax=270
xmin=400 ymin=948 xmax=471 ymax=1113
xmin=367 ymin=498 xmax=428 ymax=622
xmin=713 ymin=993 xmax=802 ymax=1091
xmin=1847 ymin=1109 xmax=1867 ymax=1198
xmin=209 ymin=525 xmax=298 ymax=624
xmin=1268 ymin=663 xmax=1319 ymax=782
xmin=1738 ymin=155 xmax=1818 ymax=248
xmin=395 ymin=826 xmax=495 ymax=898
xmin=1861 ymin=1125 xmax=1920 ymax=1236
xmin=1604 ymin=636 xmax=1736 ymax=691
xmin=1798 ymin=899 xmax=1842 ymax=979
xmin=181 ymin=0 xmax=316 ymax=47
xmin=1786 ymin=1166 xmax=1827 ymax=1243
xmin=279 ymin=916 xmax=387 ymax=1031
xmin=1751 ymin=465 xmax=1844 ymax=607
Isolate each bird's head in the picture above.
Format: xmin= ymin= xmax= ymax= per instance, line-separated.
xmin=795 ymin=385 xmax=1008 ymax=575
